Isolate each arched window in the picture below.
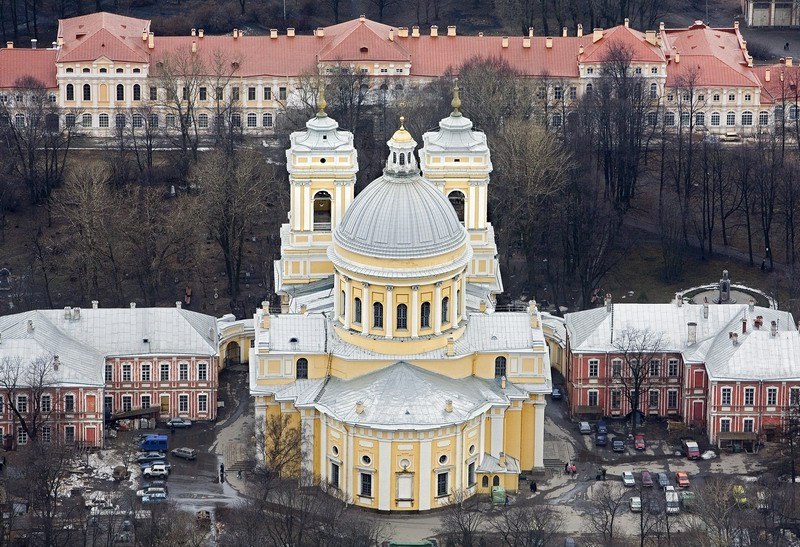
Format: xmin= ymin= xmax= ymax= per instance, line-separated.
xmin=448 ymin=191 xmax=465 ymax=223
xmin=83 ymin=84 xmax=91 ymax=101
xmin=66 ymin=67 xmax=74 ymax=73
xmin=116 ymin=84 xmax=124 ymax=101
xmin=115 ymin=68 xmax=123 ymax=74
xmin=99 ymin=113 xmax=109 ymax=128
xmin=247 ymin=112 xmax=257 ymax=127
xmin=393 ymin=152 xmax=397 ymax=163
xmin=82 ymin=67 xmax=90 ymax=73
xmin=354 ymin=298 xmax=362 ymax=324
xmin=66 ymin=84 xmax=74 ymax=101
xmin=149 ymin=114 xmax=159 ymax=128
xmin=231 ymin=112 xmax=241 ymax=127
xmin=711 ymin=112 xmax=720 ymax=126
xmin=397 ymin=304 xmax=408 ymax=330
xmin=649 ymin=82 xmax=658 ymax=99
xmin=198 ymin=113 xmax=209 ymax=128
xmin=585 ymin=83 xmax=593 ymax=93
xmin=133 ymin=84 xmax=141 ymax=101
xmin=495 ymin=356 xmax=507 ymax=378
xmin=442 ymin=297 xmax=450 ymax=323
xmin=741 ymin=111 xmax=753 ymax=126
xmin=296 ymin=358 xmax=308 ymax=379
xmin=421 ymin=302 xmax=431 ymax=328
xmin=399 ymin=153 xmax=405 ymax=165
xmin=726 ymin=111 xmax=736 ymax=126
xmin=132 ymin=113 xmax=143 ymax=128
xmin=492 ymin=476 xmax=500 ymax=486
xmin=262 ymin=113 xmax=273 ymax=127
xmin=482 ymin=476 xmax=489 ymax=487
xmin=407 ymin=152 xmax=411 ymax=163
xmin=373 ymin=302 xmax=384 ymax=328
xmin=115 ymin=113 xmax=126 ymax=129
xmin=695 ymin=112 xmax=705 ymax=126
xmin=646 ymin=112 xmax=658 ymax=126
xmin=552 ymin=113 xmax=562 ymax=127
xmin=313 ymin=191 xmax=332 ymax=231
xmin=14 ymin=114 xmax=25 ymax=127
xmin=759 ymin=111 xmax=769 ymax=126
xmin=99 ymin=67 xmax=107 ymax=73
xmin=65 ymin=113 xmax=76 ymax=128
xmin=340 ymin=291 xmax=346 ymax=316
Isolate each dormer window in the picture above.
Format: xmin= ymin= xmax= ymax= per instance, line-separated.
xmin=99 ymin=68 xmax=107 ymax=73
xmin=360 ymin=46 xmax=368 ymax=53
xmin=82 ymin=68 xmax=90 ymax=73
xmin=116 ymin=68 xmax=123 ymax=73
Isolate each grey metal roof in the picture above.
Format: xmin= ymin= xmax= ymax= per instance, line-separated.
xmin=477 ymin=452 xmax=520 ymax=474
xmin=298 ymin=361 xmax=525 ymax=429
xmin=288 ymin=113 xmax=355 ymax=152
xmin=333 ymin=168 xmax=468 ymax=260
xmin=421 ymin=112 xmax=491 ymax=154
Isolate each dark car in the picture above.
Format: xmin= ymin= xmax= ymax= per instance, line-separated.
xmin=641 ymin=470 xmax=654 ymax=487
xmin=166 ymin=417 xmax=192 ymax=428
xmin=658 ymin=472 xmax=670 ymax=488
xmin=595 ymin=433 xmax=608 ymax=446
xmin=648 ymin=499 xmax=662 ymax=515
xmin=612 ymin=438 xmax=625 ymax=452
xmin=171 ymin=447 xmax=197 ymax=460
xmin=551 ymin=387 xmax=563 ymax=400
xmin=597 ymin=419 xmax=608 ymax=435
xmin=136 ymin=451 xmax=166 ymax=464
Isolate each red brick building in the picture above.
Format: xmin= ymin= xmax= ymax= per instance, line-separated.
xmin=565 ymin=297 xmax=799 ymax=446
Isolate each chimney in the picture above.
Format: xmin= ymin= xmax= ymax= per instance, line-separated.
xmin=446 ymin=336 xmax=455 ymax=356
xmin=687 ymin=322 xmax=697 ymax=345
xmin=412 ymin=26 xmax=420 ymax=38
xmin=500 ymin=375 xmax=507 ymax=389
xmin=755 ymin=315 xmax=763 ymax=329
xmin=675 ymin=52 xmax=680 ymax=63
xmin=771 ymin=320 xmax=778 ymax=337
xmin=148 ymin=32 xmax=154 ymax=49
xmin=53 ymin=355 xmax=59 ymax=371
xmin=232 ymin=29 xmax=238 ymax=38
xmin=447 ymin=25 xmax=456 ymax=37
xmin=31 ymin=39 xmax=37 ymax=49
xmin=431 ymin=25 xmax=438 ymax=37
xmin=176 ymin=301 xmax=182 ymax=309
xmin=359 ymin=14 xmax=365 ymax=22
xmin=287 ymin=28 xmax=295 ymax=37
xmin=389 ymin=28 xmax=394 ymax=41
xmin=6 ymin=41 xmax=13 ymax=49
xmin=703 ymin=303 xmax=709 ymax=319
xmin=742 ymin=317 xmax=747 ymax=334
xmin=317 ymin=27 xmax=326 ymax=37
xmin=300 ymin=304 xmax=308 ymax=314
xmin=199 ymin=29 xmax=204 ymax=38
xmin=445 ymin=399 xmax=453 ymax=412
xmin=355 ymin=401 xmax=365 ymax=414
xmin=579 ymin=45 xmax=584 ymax=54
xmin=730 ymin=332 xmax=739 ymax=345
xmin=192 ymin=40 xmax=197 ymax=53
xmin=593 ymin=28 xmax=603 ymax=43
xmin=270 ymin=29 xmax=278 ymax=39
xmin=398 ymin=27 xmax=408 ymax=38
xmin=659 ymin=21 xmax=665 ymax=31
xmin=577 ymin=24 xmax=583 ymax=37
xmin=142 ymin=30 xmax=148 ymax=41
xmin=749 ymin=298 xmax=755 ymax=312
xmin=27 ymin=319 xmax=34 ymax=333
xmin=72 ymin=307 xmax=81 ymax=320
xmin=502 ymin=36 xmax=509 ymax=48
xmin=64 ymin=306 xmax=72 ymax=319
xmin=766 ymin=68 xmax=771 ymax=82
xmin=546 ymin=37 xmax=553 ymax=49
xmin=676 ymin=292 xmax=683 ymax=306
xmin=787 ymin=57 xmax=793 ymax=67
xmin=191 ymin=28 xmax=196 ymax=37
xmin=529 ymin=27 xmax=534 ymax=38
xmin=528 ymin=300 xmax=539 ymax=329
xmin=645 ymin=30 xmax=657 ymax=45
xmin=498 ymin=451 xmax=506 ymax=467
xmin=562 ymin=27 xmax=568 ymax=37
xmin=624 ymin=18 xmax=630 ymax=28
xmin=92 ymin=300 xmax=99 ymax=309
xmin=261 ymin=311 xmax=271 ymax=329
xmin=523 ymin=37 xmax=531 ymax=48
xmin=261 ymin=300 xmax=269 ymax=311
xmin=130 ymin=302 xmax=136 ymax=309
xmin=741 ymin=39 xmax=747 ymax=51
xmin=734 ymin=21 xmax=740 ymax=29
xmin=605 ymin=293 xmax=612 ymax=312
xmin=479 ymin=300 xmax=487 ymax=313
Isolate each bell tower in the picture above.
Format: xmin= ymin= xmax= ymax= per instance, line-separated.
xmin=419 ymin=83 xmax=502 ymax=297
xmin=275 ymin=90 xmax=359 ymax=296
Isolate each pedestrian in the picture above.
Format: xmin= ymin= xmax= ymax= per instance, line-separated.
xmin=531 ymin=481 xmax=537 ymax=493
xmin=601 ymin=468 xmax=607 ymax=481
xmin=565 ymin=462 xmax=569 ymax=474
xmin=219 ymin=462 xmax=225 ymax=483
xmin=504 ymin=494 xmax=509 ymax=506
xmin=761 ymin=259 xmax=766 ymax=271
xmin=237 ymin=469 xmax=242 ymax=480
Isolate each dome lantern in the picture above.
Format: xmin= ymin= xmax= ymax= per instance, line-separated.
xmin=386 ymin=116 xmax=418 ymax=177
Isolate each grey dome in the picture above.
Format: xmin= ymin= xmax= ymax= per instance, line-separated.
xmin=423 ymin=113 xmax=488 ymax=152
xmin=333 ymin=172 xmax=467 ymax=259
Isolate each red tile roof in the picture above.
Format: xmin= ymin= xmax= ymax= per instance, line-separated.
xmin=318 ymin=19 xmax=409 ymax=63
xmin=0 ymin=48 xmax=58 ymax=88
xmin=752 ymin=63 xmax=800 ymax=104
xmin=579 ymin=26 xmax=665 ymax=64
xmin=57 ymin=12 xmax=150 ymax=63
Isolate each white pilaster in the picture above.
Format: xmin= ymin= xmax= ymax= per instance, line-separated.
xmin=468 ymin=185 xmax=477 ymax=230
xmin=419 ymin=438 xmax=432 ymax=510
xmin=303 ymin=184 xmax=311 ymax=230
xmin=362 ymin=282 xmax=371 ymax=336
xmin=434 ymin=282 xmax=442 ymax=335
xmin=334 ymin=184 xmax=342 ymax=228
xmin=378 ymin=440 xmax=391 ymax=510
xmin=411 ymin=285 xmax=419 ymax=338
xmin=333 ymin=273 xmax=340 ymax=318
xmin=455 ymin=425 xmax=464 ymax=492
xmin=490 ymin=409 xmax=504 ymax=458
xmin=460 ymin=276 xmax=467 ymax=317
xmin=345 ymin=426 xmax=354 ymax=500
xmin=343 ymin=277 xmax=351 ymax=330
xmin=320 ymin=416 xmax=328 ymax=484
xmin=300 ymin=411 xmax=314 ymax=486
xmin=534 ymin=401 xmax=545 ymax=469
xmin=385 ymin=286 xmax=394 ymax=339
xmin=451 ymin=280 xmax=458 ymax=327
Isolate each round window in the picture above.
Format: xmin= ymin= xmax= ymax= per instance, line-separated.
xmin=319 ymin=157 xmax=326 ymax=164
xmin=439 ymin=454 xmax=448 ymax=465
xmin=468 ymin=444 xmax=476 ymax=455
xmin=399 ymin=458 xmax=411 ymax=469
xmin=362 ymin=455 xmax=372 ymax=466
xmin=332 ymin=445 xmax=339 ymax=457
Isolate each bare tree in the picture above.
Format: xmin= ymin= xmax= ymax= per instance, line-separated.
xmin=489 ymin=500 xmax=562 ymax=546
xmin=0 ymin=355 xmax=58 ymax=446
xmin=587 ymin=481 xmax=627 ymax=545
xmin=612 ymin=327 xmax=665 ymax=433
xmin=438 ymin=489 xmax=484 ymax=547
xmin=689 ymin=476 xmax=750 ymax=547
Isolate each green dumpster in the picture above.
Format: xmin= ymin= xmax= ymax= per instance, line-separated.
xmin=492 ymin=485 xmax=506 ymax=505
xmin=680 ymin=491 xmax=695 ymax=511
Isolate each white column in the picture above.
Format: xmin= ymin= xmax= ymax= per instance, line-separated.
xmin=303 ymin=184 xmax=312 ymax=230
xmin=300 ymin=411 xmax=314 ymax=486
xmin=342 ymin=277 xmax=351 ymax=330
xmin=385 ymin=285 xmax=394 ymax=339
xmin=378 ymin=440 xmax=391 ymax=510
xmin=362 ymin=282 xmax=371 ymax=336
xmin=334 ymin=184 xmax=343 ymax=228
xmin=455 ymin=425 xmax=464 ymax=492
xmin=419 ymin=438 xmax=432 ymax=510
xmin=534 ymin=401 xmax=545 ymax=469
xmin=460 ymin=276 xmax=467 ymax=318
xmin=320 ymin=416 xmax=328 ymax=485
xmin=434 ymin=282 xmax=442 ymax=335
xmin=411 ymin=286 xmax=419 ymax=338
xmin=468 ymin=184 xmax=477 ymax=230
xmin=333 ymin=273 xmax=340 ymax=319
xmin=490 ymin=409 xmax=504 ymax=458
xmin=346 ymin=426 xmax=355 ymax=500
xmin=451 ymin=279 xmax=458 ymax=327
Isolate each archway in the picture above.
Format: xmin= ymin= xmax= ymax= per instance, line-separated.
xmin=225 ymin=341 xmax=241 ymax=366
xmin=448 ymin=191 xmax=465 ymax=223
xmin=313 ymin=191 xmax=332 ymax=230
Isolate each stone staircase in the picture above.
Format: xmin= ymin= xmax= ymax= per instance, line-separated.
xmin=223 ymin=441 xmax=251 ymax=471
xmin=543 ymin=458 xmax=565 ymax=471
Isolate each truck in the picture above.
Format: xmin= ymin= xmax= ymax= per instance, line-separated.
xmin=664 ymin=486 xmax=680 ymax=514
xmin=139 ymin=435 xmax=168 ymax=452
xmin=682 ymin=439 xmax=700 ymax=460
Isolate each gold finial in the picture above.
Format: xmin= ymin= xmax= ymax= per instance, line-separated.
xmin=317 ymin=85 xmax=327 ymax=118
xmin=451 ymin=78 xmax=462 ymax=116
xmin=399 ymin=115 xmax=405 ymax=129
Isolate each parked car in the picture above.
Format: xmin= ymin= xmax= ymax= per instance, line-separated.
xmin=641 ymin=470 xmax=654 ymax=487
xmin=733 ymin=485 xmax=747 ymax=505
xmin=648 ymin=499 xmax=662 ymax=515
xmin=676 ymin=471 xmax=690 ymax=488
xmin=171 ymin=447 xmax=197 ymax=460
xmin=143 ymin=464 xmax=169 ymax=479
xmin=136 ymin=451 xmax=166 ymax=464
xmin=596 ymin=419 xmax=608 ymax=435
xmin=136 ymin=487 xmax=167 ymax=498
xmin=595 ymin=433 xmax=608 ymax=446
xmin=680 ymin=490 xmax=696 ymax=511
xmin=657 ymin=472 xmax=670 ymax=488
xmin=579 ymin=422 xmax=592 ymax=434
xmin=622 ymin=471 xmax=636 ymax=487
xmin=166 ymin=417 xmax=192 ymax=429
xmin=634 ymin=434 xmax=646 ymax=450
xmin=682 ymin=439 xmax=701 ymax=459
xmin=139 ymin=460 xmax=171 ymax=471
xmin=612 ymin=438 xmax=625 ymax=452
xmin=141 ymin=492 xmax=168 ymax=504
xmin=630 ymin=496 xmax=642 ymax=512
xmin=140 ymin=480 xmax=167 ymax=491
xmin=551 ymin=387 xmax=562 ymax=400
xmin=756 ymin=491 xmax=769 ymax=512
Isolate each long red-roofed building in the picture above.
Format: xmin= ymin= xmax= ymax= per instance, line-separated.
xmin=0 ymin=13 xmax=796 ymax=136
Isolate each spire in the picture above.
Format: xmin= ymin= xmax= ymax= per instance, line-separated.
xmin=316 ymin=85 xmax=327 ymax=118
xmin=451 ymin=79 xmax=462 ymax=117
xmin=391 ymin=115 xmax=413 ymax=143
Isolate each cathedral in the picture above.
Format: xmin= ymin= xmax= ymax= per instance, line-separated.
xmin=249 ymin=88 xmax=552 ymax=511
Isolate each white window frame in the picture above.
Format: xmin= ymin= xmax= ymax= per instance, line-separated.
xmin=588 ymin=359 xmax=599 ymax=378
xmin=179 ymin=394 xmax=189 ymax=413
xmin=721 ymin=387 xmax=732 ymax=406
xmin=744 ymin=387 xmax=755 ymax=406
